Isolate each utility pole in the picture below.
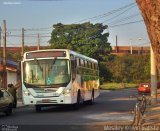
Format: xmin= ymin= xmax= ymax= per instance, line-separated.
xmin=21 ymin=28 xmax=24 ymax=57
xmin=138 ymin=38 xmax=142 ymax=54
xmin=150 ymin=45 xmax=157 ymax=105
xmin=0 ymin=26 xmax=2 ymax=47
xmin=116 ymin=35 xmax=118 ymax=53
xmin=37 ymin=33 xmax=40 ymax=50
xmin=2 ymin=20 xmax=7 ymax=89
xmin=130 ymin=39 xmax=133 ymax=54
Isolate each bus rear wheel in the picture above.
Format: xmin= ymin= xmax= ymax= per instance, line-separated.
xmin=88 ymin=90 xmax=94 ymax=105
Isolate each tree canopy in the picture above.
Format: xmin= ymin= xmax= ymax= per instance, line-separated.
xmin=107 ymin=54 xmax=150 ymax=83
xmin=50 ymin=22 xmax=112 ymax=61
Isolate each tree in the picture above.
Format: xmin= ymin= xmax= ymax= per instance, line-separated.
xmin=50 ymin=22 xmax=112 ymax=61
xmin=136 ymin=0 xmax=160 ymax=69
xmin=108 ymin=55 xmax=150 ymax=83
xmin=50 ymin=22 xmax=112 ymax=83
xmin=99 ymin=62 xmax=112 ymax=83
xmin=6 ymin=52 xmax=21 ymax=61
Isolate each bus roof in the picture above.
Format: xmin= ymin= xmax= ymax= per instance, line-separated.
xmin=23 ymin=49 xmax=98 ymax=63
xmin=69 ymin=50 xmax=98 ymax=63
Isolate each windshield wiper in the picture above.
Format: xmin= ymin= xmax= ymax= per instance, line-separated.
xmin=34 ymin=58 xmax=43 ymax=71
xmin=53 ymin=57 xmax=57 ymax=64
xmin=48 ymin=58 xmax=57 ymax=71
xmin=24 ymin=82 xmax=39 ymax=88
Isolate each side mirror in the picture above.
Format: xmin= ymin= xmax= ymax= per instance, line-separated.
xmin=17 ymin=61 xmax=21 ymax=71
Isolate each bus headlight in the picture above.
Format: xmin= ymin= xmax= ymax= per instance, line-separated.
xmin=63 ymin=89 xmax=71 ymax=95
xmin=56 ymin=87 xmax=65 ymax=94
xmin=24 ymin=91 xmax=30 ymax=96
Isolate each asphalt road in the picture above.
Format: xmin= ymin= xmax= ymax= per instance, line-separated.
xmin=0 ymin=88 xmax=138 ymax=131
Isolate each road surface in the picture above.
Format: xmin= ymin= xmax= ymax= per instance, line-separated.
xmin=0 ymin=88 xmax=138 ymax=131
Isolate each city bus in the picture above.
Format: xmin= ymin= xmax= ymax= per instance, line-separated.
xmin=21 ymin=49 xmax=100 ymax=111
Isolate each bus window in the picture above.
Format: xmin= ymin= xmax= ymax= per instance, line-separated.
xmin=83 ymin=60 xmax=85 ymax=67
xmin=76 ymin=58 xmax=79 ymax=66
xmin=75 ymin=58 xmax=77 ymax=68
xmin=81 ymin=59 xmax=84 ymax=67
xmin=24 ymin=59 xmax=70 ymax=85
xmin=84 ymin=60 xmax=87 ymax=67
xmin=71 ymin=56 xmax=76 ymax=81
xmin=95 ymin=64 xmax=98 ymax=69
xmin=88 ymin=62 xmax=91 ymax=68
xmin=94 ymin=63 xmax=96 ymax=69
xmin=87 ymin=61 xmax=89 ymax=68
xmin=79 ymin=59 xmax=81 ymax=66
xmin=91 ymin=63 xmax=94 ymax=69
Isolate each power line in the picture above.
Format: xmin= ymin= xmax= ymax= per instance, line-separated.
xmin=75 ymin=2 xmax=136 ymax=23
xmin=102 ymin=4 xmax=136 ymax=23
xmin=25 ymin=32 xmax=51 ymax=36
xmin=109 ymin=20 xmax=143 ymax=28
xmin=25 ymin=27 xmax=53 ymax=31
xmin=7 ymin=26 xmax=52 ymax=32
xmin=7 ymin=35 xmax=51 ymax=38
xmin=108 ymin=13 xmax=140 ymax=25
xmin=6 ymin=19 xmax=144 ymax=44
xmin=6 ymin=32 xmax=51 ymax=37
xmin=4 ymin=1 xmax=143 ymax=45
xmin=6 ymin=2 xmax=137 ymax=32
xmin=7 ymin=29 xmax=22 ymax=32
xmin=6 ymin=40 xmax=17 ymax=45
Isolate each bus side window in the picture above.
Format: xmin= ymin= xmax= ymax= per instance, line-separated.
xmin=75 ymin=57 xmax=77 ymax=68
xmin=71 ymin=55 xmax=76 ymax=81
xmin=79 ymin=59 xmax=81 ymax=66
xmin=76 ymin=58 xmax=79 ymax=66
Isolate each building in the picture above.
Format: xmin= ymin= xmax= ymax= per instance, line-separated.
xmin=112 ymin=46 xmax=150 ymax=56
xmin=0 ymin=58 xmax=19 ymax=89
xmin=0 ymin=46 xmax=49 ymax=53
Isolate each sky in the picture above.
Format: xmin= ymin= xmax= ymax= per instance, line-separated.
xmin=0 ymin=0 xmax=150 ymax=47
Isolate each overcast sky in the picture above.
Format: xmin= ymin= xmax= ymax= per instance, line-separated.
xmin=0 ymin=0 xmax=150 ymax=47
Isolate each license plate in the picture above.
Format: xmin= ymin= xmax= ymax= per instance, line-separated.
xmin=42 ymin=99 xmax=49 ymax=103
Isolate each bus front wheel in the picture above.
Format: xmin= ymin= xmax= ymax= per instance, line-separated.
xmin=35 ymin=105 xmax=41 ymax=112
xmin=73 ymin=91 xmax=81 ymax=110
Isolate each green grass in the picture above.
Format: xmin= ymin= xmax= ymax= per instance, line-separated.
xmin=100 ymin=83 xmax=138 ymax=90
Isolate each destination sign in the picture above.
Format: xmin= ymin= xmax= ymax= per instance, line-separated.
xmin=26 ymin=51 xmax=66 ymax=59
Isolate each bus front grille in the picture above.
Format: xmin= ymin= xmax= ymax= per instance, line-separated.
xmin=37 ymin=100 xmax=58 ymax=104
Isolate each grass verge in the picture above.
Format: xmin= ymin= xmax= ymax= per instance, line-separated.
xmin=100 ymin=83 xmax=138 ymax=90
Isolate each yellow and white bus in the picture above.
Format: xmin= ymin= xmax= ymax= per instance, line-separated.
xmin=21 ymin=49 xmax=100 ymax=111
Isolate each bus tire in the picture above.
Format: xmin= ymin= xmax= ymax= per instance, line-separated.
xmin=5 ymin=103 xmax=13 ymax=116
xmin=73 ymin=91 xmax=81 ymax=110
xmin=35 ymin=105 xmax=41 ymax=112
xmin=88 ymin=90 xmax=94 ymax=105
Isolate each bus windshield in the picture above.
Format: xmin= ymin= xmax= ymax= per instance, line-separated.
xmin=23 ymin=59 xmax=70 ymax=87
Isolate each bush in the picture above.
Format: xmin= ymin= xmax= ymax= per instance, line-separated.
xmin=106 ymin=54 xmax=150 ymax=83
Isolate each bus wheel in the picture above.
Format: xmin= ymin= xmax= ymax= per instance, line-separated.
xmin=88 ymin=90 xmax=94 ymax=105
xmin=73 ymin=91 xmax=81 ymax=110
xmin=5 ymin=104 xmax=13 ymax=116
xmin=35 ymin=105 xmax=41 ymax=112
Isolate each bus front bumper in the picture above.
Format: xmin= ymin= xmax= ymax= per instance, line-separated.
xmin=22 ymin=94 xmax=76 ymax=105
